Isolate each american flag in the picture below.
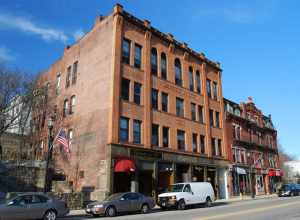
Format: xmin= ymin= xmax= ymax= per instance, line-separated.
xmin=53 ymin=128 xmax=71 ymax=153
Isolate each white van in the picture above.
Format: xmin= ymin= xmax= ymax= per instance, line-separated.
xmin=158 ymin=182 xmax=215 ymax=210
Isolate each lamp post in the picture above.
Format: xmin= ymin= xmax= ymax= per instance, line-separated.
xmin=44 ymin=117 xmax=54 ymax=193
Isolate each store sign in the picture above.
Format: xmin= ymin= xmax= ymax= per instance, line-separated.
xmin=130 ymin=149 xmax=162 ymax=160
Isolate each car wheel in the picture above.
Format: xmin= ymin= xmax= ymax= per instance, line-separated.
xmin=105 ymin=206 xmax=116 ymax=217
xmin=205 ymin=197 xmax=212 ymax=208
xmin=43 ymin=210 xmax=57 ymax=220
xmin=141 ymin=203 xmax=149 ymax=214
xmin=177 ymin=199 xmax=186 ymax=210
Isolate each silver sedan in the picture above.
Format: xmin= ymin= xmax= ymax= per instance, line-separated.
xmin=0 ymin=193 xmax=69 ymax=220
xmin=86 ymin=192 xmax=155 ymax=217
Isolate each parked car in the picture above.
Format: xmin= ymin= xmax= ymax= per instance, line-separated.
xmin=86 ymin=192 xmax=155 ymax=217
xmin=0 ymin=192 xmax=69 ymax=220
xmin=158 ymin=182 xmax=215 ymax=210
xmin=278 ymin=183 xmax=300 ymax=197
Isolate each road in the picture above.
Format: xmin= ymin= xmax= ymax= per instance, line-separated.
xmin=64 ymin=196 xmax=300 ymax=220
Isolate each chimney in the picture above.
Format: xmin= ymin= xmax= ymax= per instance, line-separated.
xmin=114 ymin=3 xmax=123 ymax=14
xmin=247 ymin=96 xmax=253 ymax=103
xmin=143 ymin=20 xmax=150 ymax=28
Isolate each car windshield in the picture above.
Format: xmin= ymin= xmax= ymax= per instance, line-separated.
xmin=105 ymin=193 xmax=122 ymax=201
xmin=168 ymin=184 xmax=185 ymax=192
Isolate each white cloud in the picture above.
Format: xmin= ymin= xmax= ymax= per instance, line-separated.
xmin=73 ymin=29 xmax=85 ymax=41
xmin=0 ymin=13 xmax=68 ymax=42
xmin=196 ymin=5 xmax=257 ymax=24
xmin=0 ymin=46 xmax=14 ymax=62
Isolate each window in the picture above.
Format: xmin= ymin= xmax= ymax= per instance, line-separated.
xmin=232 ymin=148 xmax=236 ymax=162
xmin=175 ymin=58 xmax=182 ymax=86
xmin=191 ymin=103 xmax=196 ymax=121
xmin=122 ymin=38 xmax=130 ymax=64
xmin=177 ymin=130 xmax=185 ymax=151
xmin=161 ymin=92 xmax=168 ymax=112
xmin=161 ymin=52 xmax=167 ymax=79
xmin=209 ymin=109 xmax=214 ymax=127
xmin=134 ymin=43 xmax=142 ymax=68
xmin=63 ymin=99 xmax=69 ymax=117
xmin=152 ymin=124 xmax=159 ymax=146
xmin=176 ymin=97 xmax=184 ymax=117
xmin=212 ymin=82 xmax=218 ymax=100
xmin=215 ymin=111 xmax=220 ymax=128
xmin=134 ymin=82 xmax=142 ymax=105
xmin=218 ymin=139 xmax=222 ymax=156
xmin=206 ymin=79 xmax=211 ymax=98
xmin=151 ymin=48 xmax=158 ymax=75
xmin=66 ymin=66 xmax=71 ymax=88
xmin=68 ymin=129 xmax=73 ymax=144
xmin=133 ymin=120 xmax=141 ymax=144
xmin=198 ymin=105 xmax=204 ymax=124
xmin=192 ymin=133 xmax=198 ymax=153
xmin=196 ymin=70 xmax=201 ymax=93
xmin=121 ymin=78 xmax=130 ymax=101
xmin=72 ymin=61 xmax=78 ymax=84
xmin=162 ymin=126 xmax=169 ymax=148
xmin=212 ymin=138 xmax=216 ymax=156
xmin=120 ymin=117 xmax=129 ymax=142
xmin=56 ymin=73 xmax=61 ymax=94
xmin=151 ymin=89 xmax=158 ymax=109
xmin=233 ymin=124 xmax=241 ymax=140
xmin=189 ymin=67 xmax=194 ymax=91
xmin=70 ymin=95 xmax=76 ymax=114
xmin=200 ymin=135 xmax=205 ymax=154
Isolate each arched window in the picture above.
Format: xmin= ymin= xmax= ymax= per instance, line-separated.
xmin=161 ymin=52 xmax=167 ymax=79
xmin=175 ymin=58 xmax=182 ymax=86
xmin=70 ymin=95 xmax=76 ymax=114
xmin=63 ymin=99 xmax=69 ymax=117
xmin=151 ymin=48 xmax=158 ymax=75
xmin=189 ymin=66 xmax=194 ymax=91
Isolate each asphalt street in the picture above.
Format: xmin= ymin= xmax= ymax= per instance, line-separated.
xmin=63 ymin=196 xmax=300 ymax=220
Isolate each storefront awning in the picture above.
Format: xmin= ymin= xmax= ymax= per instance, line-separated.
xmin=268 ymin=169 xmax=284 ymax=177
xmin=114 ymin=158 xmax=136 ymax=172
xmin=236 ymin=167 xmax=247 ymax=175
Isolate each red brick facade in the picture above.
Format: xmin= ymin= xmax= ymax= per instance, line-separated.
xmin=224 ymin=97 xmax=280 ymax=196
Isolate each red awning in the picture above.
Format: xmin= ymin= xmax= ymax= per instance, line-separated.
xmin=268 ymin=169 xmax=276 ymax=176
xmin=114 ymin=158 xmax=136 ymax=173
xmin=269 ymin=169 xmax=284 ymax=177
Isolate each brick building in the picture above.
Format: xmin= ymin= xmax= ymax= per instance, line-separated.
xmin=224 ymin=97 xmax=282 ymax=197
xmin=38 ymin=4 xmax=231 ymax=200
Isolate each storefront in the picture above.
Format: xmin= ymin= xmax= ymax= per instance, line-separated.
xmin=232 ymin=166 xmax=251 ymax=196
xmin=110 ymin=144 xmax=230 ymax=200
xmin=268 ymin=169 xmax=283 ymax=193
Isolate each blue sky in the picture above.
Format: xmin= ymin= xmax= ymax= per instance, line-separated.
xmin=0 ymin=0 xmax=299 ymax=157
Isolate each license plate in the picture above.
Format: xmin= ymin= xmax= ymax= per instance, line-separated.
xmin=162 ymin=202 xmax=166 ymax=206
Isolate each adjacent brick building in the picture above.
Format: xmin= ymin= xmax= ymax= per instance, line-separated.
xmin=224 ymin=97 xmax=281 ymax=197
xmin=38 ymin=4 xmax=231 ymax=200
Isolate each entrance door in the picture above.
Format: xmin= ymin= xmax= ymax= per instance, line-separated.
xmin=139 ymin=170 xmax=153 ymax=196
xmin=207 ymin=169 xmax=217 ymax=197
xmin=114 ymin=172 xmax=132 ymax=193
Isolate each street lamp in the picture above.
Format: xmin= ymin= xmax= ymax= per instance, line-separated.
xmin=247 ymin=152 xmax=255 ymax=198
xmin=43 ymin=117 xmax=54 ymax=193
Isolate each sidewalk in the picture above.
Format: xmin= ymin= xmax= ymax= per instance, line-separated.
xmin=68 ymin=194 xmax=277 ymax=217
